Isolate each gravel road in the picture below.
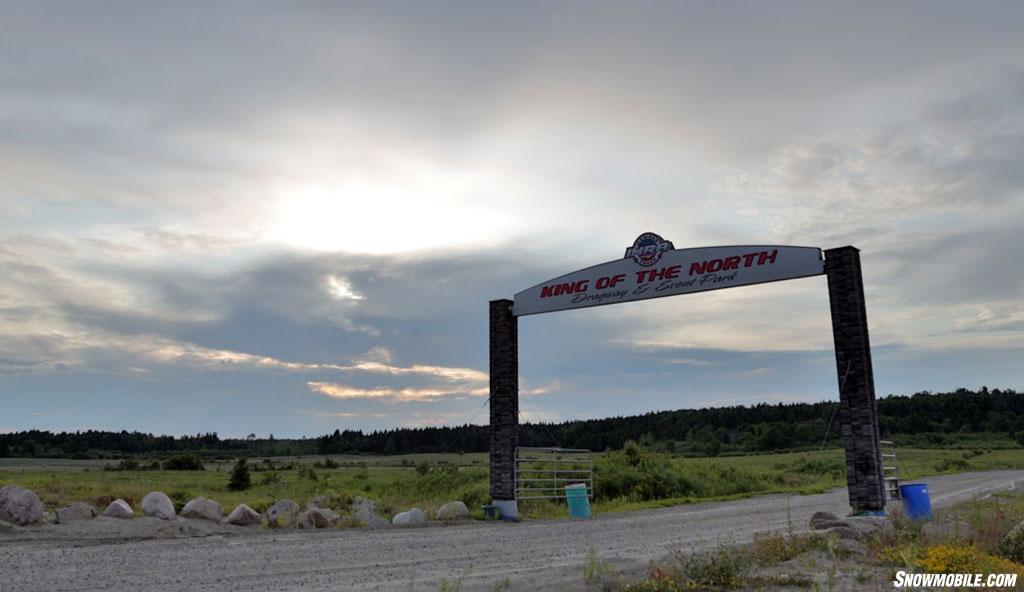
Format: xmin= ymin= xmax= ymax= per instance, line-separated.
xmin=3 ymin=470 xmax=1022 ymax=592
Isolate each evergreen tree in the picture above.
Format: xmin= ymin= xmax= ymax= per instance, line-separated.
xmin=227 ymin=458 xmax=251 ymax=491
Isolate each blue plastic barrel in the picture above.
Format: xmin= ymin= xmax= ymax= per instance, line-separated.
xmin=565 ymin=483 xmax=591 ymax=518
xmin=899 ymin=483 xmax=932 ymax=520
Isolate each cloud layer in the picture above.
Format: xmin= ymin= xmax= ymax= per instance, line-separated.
xmin=2 ymin=2 xmax=1022 ymax=435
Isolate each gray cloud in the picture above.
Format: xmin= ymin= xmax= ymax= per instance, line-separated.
xmin=2 ymin=2 xmax=1022 ymax=434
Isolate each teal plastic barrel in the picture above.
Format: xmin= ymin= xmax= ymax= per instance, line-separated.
xmin=565 ymin=483 xmax=591 ymax=518
xmin=899 ymin=483 xmax=932 ymax=520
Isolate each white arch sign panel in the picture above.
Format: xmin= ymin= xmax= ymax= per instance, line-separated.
xmin=514 ymin=235 xmax=824 ymax=316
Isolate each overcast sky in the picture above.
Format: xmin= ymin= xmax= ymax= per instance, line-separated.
xmin=2 ymin=1 xmax=1022 ymax=437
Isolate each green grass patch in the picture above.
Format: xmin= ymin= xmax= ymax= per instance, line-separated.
xmin=2 ymin=446 xmax=1022 ymax=519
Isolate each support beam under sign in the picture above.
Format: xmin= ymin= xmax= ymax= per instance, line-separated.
xmin=489 ymin=298 xmax=518 ymax=519
xmin=825 ymin=246 xmax=886 ymax=514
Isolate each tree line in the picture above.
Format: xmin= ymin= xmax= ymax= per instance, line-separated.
xmin=1 ymin=387 xmax=1021 ymax=459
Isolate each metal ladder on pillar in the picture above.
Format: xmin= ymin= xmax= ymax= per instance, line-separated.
xmin=881 ymin=440 xmax=901 ymax=501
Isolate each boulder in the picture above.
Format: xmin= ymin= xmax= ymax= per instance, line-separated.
xmin=0 ymin=485 xmax=45 ymax=526
xmin=392 ymin=508 xmax=427 ymax=527
xmin=351 ymin=497 xmax=389 ymax=529
xmin=809 ymin=511 xmax=840 ymax=530
xmin=225 ymin=504 xmax=262 ymax=527
xmin=102 ymin=499 xmax=135 ymax=519
xmin=922 ymin=519 xmax=974 ymax=542
xmin=297 ymin=507 xmax=340 ymax=529
xmin=55 ymin=502 xmax=96 ymax=523
xmin=436 ymin=501 xmax=470 ymax=521
xmin=827 ymin=525 xmax=860 ymax=540
xmin=837 ymin=538 xmax=869 ymax=556
xmin=179 ymin=497 xmax=223 ymax=522
xmin=846 ymin=516 xmax=894 ymax=539
xmin=307 ymin=495 xmax=329 ymax=511
xmin=265 ymin=499 xmax=300 ymax=528
xmin=141 ymin=491 xmax=176 ymax=520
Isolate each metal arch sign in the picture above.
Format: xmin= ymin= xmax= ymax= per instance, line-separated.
xmin=512 ymin=234 xmax=825 ymax=316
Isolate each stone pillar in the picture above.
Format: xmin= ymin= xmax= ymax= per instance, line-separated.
xmin=825 ymin=246 xmax=885 ymax=513
xmin=489 ymin=298 xmax=518 ymax=518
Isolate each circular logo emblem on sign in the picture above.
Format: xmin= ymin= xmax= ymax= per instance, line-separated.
xmin=625 ymin=232 xmax=674 ymax=267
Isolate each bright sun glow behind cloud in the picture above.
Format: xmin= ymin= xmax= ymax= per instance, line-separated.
xmin=268 ymin=172 xmax=515 ymax=254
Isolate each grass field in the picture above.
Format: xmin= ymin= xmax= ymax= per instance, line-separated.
xmin=2 ymin=447 xmax=1022 ymax=521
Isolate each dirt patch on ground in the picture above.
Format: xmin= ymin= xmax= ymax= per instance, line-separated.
xmin=1 ymin=515 xmax=255 ymax=543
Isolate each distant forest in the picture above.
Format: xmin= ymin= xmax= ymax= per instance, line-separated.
xmin=2 ymin=388 xmax=1022 ymax=459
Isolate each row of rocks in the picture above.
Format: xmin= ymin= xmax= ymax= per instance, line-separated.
xmin=2 ymin=484 xmax=469 ymax=530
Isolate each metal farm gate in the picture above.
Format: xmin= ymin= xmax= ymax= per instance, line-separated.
xmin=514 ymin=447 xmax=594 ymax=501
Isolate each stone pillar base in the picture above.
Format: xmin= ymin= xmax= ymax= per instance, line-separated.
xmin=493 ymin=499 xmax=518 ymax=520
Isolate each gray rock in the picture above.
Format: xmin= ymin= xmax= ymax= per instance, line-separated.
xmin=225 ymin=504 xmax=262 ymax=526
xmin=141 ymin=491 xmax=176 ymax=520
xmin=818 ymin=519 xmax=851 ymax=530
xmin=392 ymin=508 xmax=427 ymax=527
xmin=827 ymin=525 xmax=859 ymax=540
xmin=351 ymin=497 xmax=390 ymax=529
xmin=809 ymin=511 xmax=839 ymax=530
xmin=0 ymin=519 xmax=15 ymax=533
xmin=102 ymin=499 xmax=135 ymax=519
xmin=0 ymin=485 xmax=45 ymax=526
xmin=265 ymin=499 xmax=300 ymax=527
xmin=923 ymin=520 xmax=975 ymax=542
xmin=179 ymin=497 xmax=223 ymax=522
xmin=436 ymin=501 xmax=470 ymax=521
xmin=351 ymin=496 xmax=375 ymax=514
xmin=55 ymin=502 xmax=96 ymax=523
xmin=847 ymin=516 xmax=894 ymax=539
xmin=837 ymin=538 xmax=869 ymax=556
xmin=307 ymin=495 xmax=329 ymax=511
xmin=297 ymin=507 xmax=340 ymax=529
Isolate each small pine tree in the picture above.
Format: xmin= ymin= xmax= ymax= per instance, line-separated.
xmin=228 ymin=458 xmax=252 ymax=491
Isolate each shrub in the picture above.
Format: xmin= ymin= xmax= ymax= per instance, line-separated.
xmin=998 ymin=522 xmax=1024 ymax=563
xmin=313 ymin=458 xmax=339 ymax=469
xmin=670 ymin=544 xmax=749 ymax=588
xmin=228 ymin=458 xmax=252 ymax=491
xmin=594 ymin=445 xmax=701 ymax=502
xmin=104 ymin=458 xmax=140 ymax=471
xmin=789 ymin=455 xmax=846 ymax=479
xmin=917 ymin=543 xmax=1024 ymax=578
xmin=751 ymin=532 xmax=796 ymax=565
xmin=415 ymin=460 xmax=431 ymax=475
xmin=582 ymin=546 xmax=618 ymax=587
xmin=163 ymin=454 xmax=205 ymax=471
xmin=297 ymin=465 xmax=318 ymax=481
xmin=168 ymin=489 xmax=196 ymax=512
xmin=460 ymin=483 xmax=489 ymax=509
xmin=934 ymin=457 xmax=970 ymax=472
xmin=119 ymin=458 xmax=140 ymax=471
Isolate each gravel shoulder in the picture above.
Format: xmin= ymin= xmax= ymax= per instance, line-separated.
xmin=2 ymin=470 xmax=1022 ymax=592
